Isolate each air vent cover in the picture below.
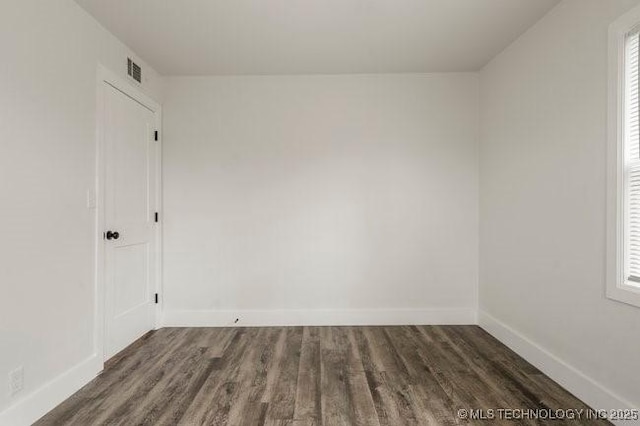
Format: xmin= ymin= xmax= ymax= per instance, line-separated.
xmin=127 ymin=58 xmax=142 ymax=84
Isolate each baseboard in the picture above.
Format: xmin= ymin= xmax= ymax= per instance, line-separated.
xmin=162 ymin=307 xmax=477 ymax=327
xmin=0 ymin=354 xmax=102 ymax=426
xmin=479 ymin=311 xmax=638 ymax=425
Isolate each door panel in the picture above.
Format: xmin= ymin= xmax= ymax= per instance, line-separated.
xmin=103 ymin=82 xmax=157 ymax=359
xmin=113 ymin=243 xmax=149 ymax=317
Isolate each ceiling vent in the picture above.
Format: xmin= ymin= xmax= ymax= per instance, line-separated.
xmin=127 ymin=58 xmax=142 ymax=84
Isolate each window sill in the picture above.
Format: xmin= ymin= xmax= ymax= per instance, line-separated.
xmin=607 ymin=283 xmax=640 ymax=308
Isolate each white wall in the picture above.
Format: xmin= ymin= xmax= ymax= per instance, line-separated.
xmin=480 ymin=0 xmax=640 ymax=410
xmin=0 ymin=0 xmax=162 ymax=420
xmin=162 ymin=74 xmax=479 ymax=325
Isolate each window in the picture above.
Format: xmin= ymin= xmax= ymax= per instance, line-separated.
xmin=607 ymin=5 xmax=640 ymax=308
xmin=624 ymin=30 xmax=640 ymax=287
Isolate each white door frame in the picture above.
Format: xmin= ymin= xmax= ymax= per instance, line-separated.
xmin=94 ymin=64 xmax=163 ymax=364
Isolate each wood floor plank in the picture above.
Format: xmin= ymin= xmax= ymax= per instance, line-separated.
xmin=265 ymin=327 xmax=304 ymax=421
xmin=181 ymin=328 xmax=265 ymax=425
xmin=319 ymin=327 xmax=351 ymax=426
xmin=35 ymin=326 xmax=611 ymax=426
xmin=344 ymin=371 xmax=381 ymax=426
xmin=101 ymin=334 xmax=209 ymax=425
xmin=228 ymin=329 xmax=281 ymax=426
xmin=447 ymin=326 xmax=573 ymax=414
xmin=412 ymin=326 xmax=487 ymax=410
xmin=355 ymin=328 xmax=424 ymax=426
xmin=293 ymin=327 xmax=322 ymax=422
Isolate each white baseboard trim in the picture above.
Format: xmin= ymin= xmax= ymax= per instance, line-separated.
xmin=162 ymin=307 xmax=477 ymax=327
xmin=479 ymin=311 xmax=638 ymax=425
xmin=0 ymin=355 xmax=102 ymax=426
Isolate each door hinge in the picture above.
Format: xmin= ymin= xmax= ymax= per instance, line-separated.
xmin=154 ymin=130 xmax=159 ymax=141
xmin=155 ymin=293 xmax=159 ymax=304
xmin=154 ymin=212 xmax=159 ymax=223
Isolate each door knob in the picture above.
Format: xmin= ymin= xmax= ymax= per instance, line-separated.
xmin=106 ymin=231 xmax=120 ymax=240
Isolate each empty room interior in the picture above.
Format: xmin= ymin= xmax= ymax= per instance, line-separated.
xmin=2 ymin=0 xmax=640 ymax=424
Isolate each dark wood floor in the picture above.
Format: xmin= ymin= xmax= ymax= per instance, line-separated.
xmin=36 ymin=326 xmax=607 ymax=426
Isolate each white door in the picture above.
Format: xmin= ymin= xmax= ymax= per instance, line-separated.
xmin=103 ymin=82 xmax=157 ymax=359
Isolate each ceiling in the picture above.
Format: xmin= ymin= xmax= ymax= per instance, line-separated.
xmin=76 ymin=0 xmax=560 ymax=76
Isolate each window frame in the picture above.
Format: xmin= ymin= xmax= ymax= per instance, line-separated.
xmin=607 ymin=4 xmax=640 ymax=308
